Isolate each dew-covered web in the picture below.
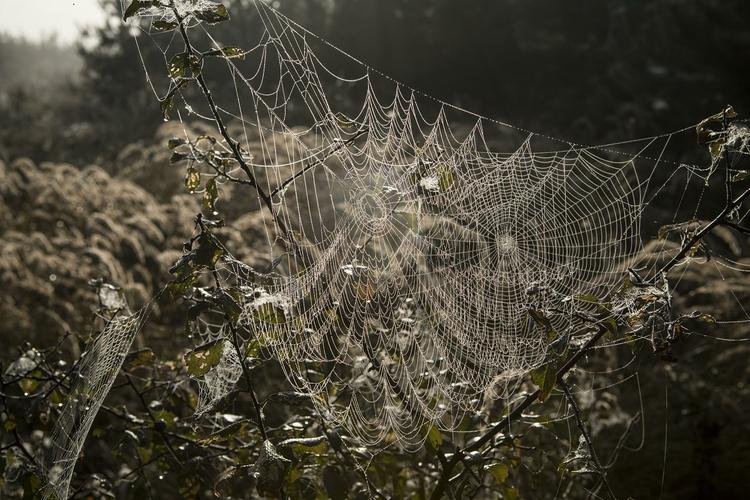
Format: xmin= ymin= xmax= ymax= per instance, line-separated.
xmin=44 ymin=0 xmax=750 ymax=498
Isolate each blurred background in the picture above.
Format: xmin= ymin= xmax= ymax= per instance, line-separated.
xmin=2 ymin=0 xmax=750 ymax=166
xmin=2 ymin=1 xmax=750 ymax=497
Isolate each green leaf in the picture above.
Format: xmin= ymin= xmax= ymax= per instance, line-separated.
xmin=203 ymin=177 xmax=219 ymax=212
xmin=124 ymin=348 xmax=156 ymax=370
xmin=484 ymin=463 xmax=509 ymax=484
xmin=504 ymin=486 xmax=519 ymax=500
xmin=194 ymin=3 xmax=230 ymax=24
xmin=194 ymin=233 xmax=224 ymax=268
xmin=152 ymin=20 xmax=179 ymax=32
xmin=205 ymin=46 xmax=246 ymax=59
xmin=153 ymin=409 xmax=177 ymax=429
xmin=253 ymin=302 xmax=286 ymax=324
xmin=185 ymin=167 xmax=201 ymax=193
xmin=425 ymin=425 xmax=443 ymax=450
xmin=576 ymin=293 xmax=599 ymax=305
xmin=201 ymin=419 xmax=250 ymax=444
xmin=280 ymin=436 xmax=328 ymax=456
xmin=168 ymin=52 xmax=203 ymax=79
xmin=22 ymin=472 xmax=42 ymax=499
xmin=215 ymin=289 xmax=241 ymax=323
xmin=530 ymin=362 xmax=556 ymax=402
xmin=19 ymin=369 xmax=42 ymax=394
xmin=184 ymin=339 xmax=225 ymax=377
xmin=527 ymin=309 xmax=557 ymax=342
xmin=709 ymin=140 xmax=724 ymax=159
xmin=255 ymin=440 xmax=291 ymax=497
xmin=437 ymin=163 xmax=454 ymax=191
xmin=123 ymin=0 xmax=159 ymax=21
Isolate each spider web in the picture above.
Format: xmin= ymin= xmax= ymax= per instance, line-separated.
xmin=43 ymin=1 xmax=750 ymax=497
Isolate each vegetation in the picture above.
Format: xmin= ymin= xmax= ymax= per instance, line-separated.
xmin=1 ymin=1 xmax=750 ymax=499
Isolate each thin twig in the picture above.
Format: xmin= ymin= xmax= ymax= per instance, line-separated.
xmin=270 ymin=128 xmax=368 ymax=198
xmin=124 ymin=373 xmax=184 ymax=467
xmin=229 ymin=323 xmax=268 ymax=441
xmin=559 ymin=380 xmax=616 ymax=500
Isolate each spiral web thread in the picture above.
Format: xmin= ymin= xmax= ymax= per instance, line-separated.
xmin=44 ymin=1 xmax=750 ymax=497
xmin=185 ymin=0 xmax=650 ymax=447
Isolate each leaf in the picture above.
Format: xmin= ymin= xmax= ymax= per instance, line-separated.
xmin=527 ymin=309 xmax=556 ymax=341
xmin=184 ymin=339 xmax=225 ymax=377
xmin=185 ymin=167 xmax=201 ymax=193
xmin=19 ymin=369 xmax=42 ymax=394
xmin=204 ymin=46 xmax=246 ymax=59
xmin=530 ymin=363 xmax=556 ymax=402
xmin=334 ymin=112 xmax=354 ymax=130
xmin=168 ymin=137 xmax=186 ymax=150
xmin=425 ymin=425 xmax=443 ymax=450
xmin=265 ymin=391 xmax=312 ymax=407
xmin=709 ymin=141 xmax=724 ymax=159
xmin=697 ymin=313 xmax=716 ymax=323
xmin=153 ymin=409 xmax=177 ymax=430
xmin=194 ymin=233 xmax=224 ymax=268
xmin=160 ymin=97 xmax=174 ymax=122
xmin=203 ymin=177 xmax=219 ymax=212
xmin=576 ymin=293 xmax=599 ymax=305
xmin=484 ymin=463 xmax=509 ymax=484
xmin=215 ymin=289 xmax=241 ymax=323
xmin=255 ymin=440 xmax=291 ymax=497
xmin=504 ymin=486 xmax=519 ymax=500
xmin=152 ymin=20 xmax=178 ymax=32
xmin=322 ymin=466 xmax=349 ymax=500
xmin=168 ymin=52 xmax=203 ymax=79
xmin=280 ymin=436 xmax=328 ymax=456
xmin=732 ymin=170 xmax=750 ymax=183
xmin=124 ymin=348 xmax=156 ymax=370
xmin=123 ymin=0 xmax=158 ymax=21
xmin=253 ymin=302 xmax=286 ymax=324
xmin=245 ymin=339 xmax=262 ymax=359
xmin=201 ymin=419 xmax=249 ymax=444
xmin=437 ymin=163 xmax=454 ymax=191
xmin=22 ymin=472 xmax=42 ymax=499
xmin=194 ymin=3 xmax=230 ymax=24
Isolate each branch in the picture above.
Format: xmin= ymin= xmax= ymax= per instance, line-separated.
xmin=560 ymin=379 xmax=616 ymax=500
xmin=649 ymin=111 xmax=750 ymax=283
xmin=229 ymin=323 xmax=268 ymax=441
xmin=270 ymin=128 xmax=368 ymax=198
xmin=648 ymin=184 xmax=750 ymax=283
xmin=430 ymin=325 xmax=610 ymax=499
xmin=170 ymin=1 xmax=293 ymax=244
xmin=125 ymin=373 xmax=184 ymax=467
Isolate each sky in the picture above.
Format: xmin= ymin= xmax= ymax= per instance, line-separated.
xmin=0 ymin=0 xmax=108 ymax=43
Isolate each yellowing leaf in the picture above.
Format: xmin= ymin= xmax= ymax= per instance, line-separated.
xmin=426 ymin=425 xmax=443 ymax=450
xmin=184 ymin=339 xmax=225 ymax=377
xmin=437 ymin=163 xmax=454 ymax=191
xmin=185 ymin=167 xmax=201 ymax=193
xmin=253 ymin=302 xmax=286 ymax=324
xmin=485 ymin=463 xmax=509 ymax=484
